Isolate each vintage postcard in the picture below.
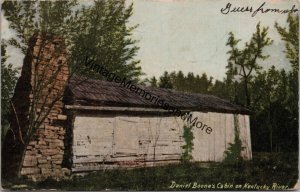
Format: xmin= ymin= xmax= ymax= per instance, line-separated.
xmin=1 ymin=0 xmax=299 ymax=191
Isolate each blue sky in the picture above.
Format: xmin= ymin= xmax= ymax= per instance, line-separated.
xmin=2 ymin=0 xmax=299 ymax=81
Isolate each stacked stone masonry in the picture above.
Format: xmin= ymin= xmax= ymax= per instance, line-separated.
xmin=15 ymin=33 xmax=70 ymax=181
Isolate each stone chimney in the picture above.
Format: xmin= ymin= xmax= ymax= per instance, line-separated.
xmin=3 ymin=33 xmax=70 ymax=181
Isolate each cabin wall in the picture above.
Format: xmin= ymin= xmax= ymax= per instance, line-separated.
xmin=190 ymin=112 xmax=252 ymax=162
xmin=72 ymin=112 xmax=251 ymax=172
xmin=72 ymin=115 xmax=184 ymax=172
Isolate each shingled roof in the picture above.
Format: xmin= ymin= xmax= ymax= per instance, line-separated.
xmin=65 ymin=75 xmax=251 ymax=115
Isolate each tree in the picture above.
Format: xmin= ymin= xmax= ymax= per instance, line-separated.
xmin=210 ymin=80 xmax=227 ymax=99
xmin=159 ymin=71 xmax=173 ymax=89
xmin=275 ymin=13 xmax=299 ymax=152
xmin=2 ymin=0 xmax=143 ymax=82
xmin=2 ymin=0 xmax=143 ymax=142
xmin=2 ymin=3 xmax=80 ymax=143
xmin=157 ymin=71 xmax=213 ymax=94
xmin=260 ymin=67 xmax=281 ymax=152
xmin=69 ymin=0 xmax=143 ymax=82
xmin=149 ymin=76 xmax=158 ymax=87
xmin=172 ymin=71 xmax=185 ymax=91
xmin=275 ymin=13 xmax=298 ymax=119
xmin=223 ymin=115 xmax=245 ymax=165
xmin=198 ymin=73 xmax=213 ymax=94
xmin=185 ymin=72 xmax=195 ymax=92
xmin=250 ymin=66 xmax=293 ymax=152
xmin=275 ymin=14 xmax=299 ymax=73
xmin=225 ymin=60 xmax=238 ymax=102
xmin=1 ymin=42 xmax=18 ymax=143
xmin=2 ymin=1 xmax=79 ymax=54
xmin=2 ymin=0 xmax=143 ymax=177
xmin=226 ymin=23 xmax=273 ymax=106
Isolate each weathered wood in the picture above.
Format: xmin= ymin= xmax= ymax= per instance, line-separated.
xmin=114 ymin=117 xmax=139 ymax=155
xmin=220 ymin=113 xmax=227 ymax=161
xmin=73 ymin=154 xmax=181 ymax=164
xmin=245 ymin=115 xmax=252 ymax=159
xmin=137 ymin=154 xmax=181 ymax=160
xmin=71 ymin=111 xmax=251 ymax=172
xmin=151 ymin=146 xmax=181 ymax=155
xmin=191 ymin=112 xmax=204 ymax=161
xmin=215 ymin=112 xmax=225 ymax=162
xmin=72 ymin=165 xmax=119 ymax=172
xmin=65 ymin=105 xmax=190 ymax=113
xmin=73 ymin=145 xmax=111 ymax=156
xmin=137 ymin=118 xmax=151 ymax=156
xmin=208 ymin=112 xmax=215 ymax=161
xmin=199 ymin=112 xmax=210 ymax=162
xmin=237 ymin=115 xmax=246 ymax=159
xmin=239 ymin=114 xmax=252 ymax=160
xmin=213 ymin=112 xmax=220 ymax=161
xmin=73 ymin=116 xmax=114 ymax=157
xmin=225 ymin=113 xmax=234 ymax=161
xmin=69 ymin=75 xmax=252 ymax=115
xmin=72 ymin=160 xmax=181 ymax=172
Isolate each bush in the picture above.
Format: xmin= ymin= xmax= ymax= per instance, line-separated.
xmin=181 ymin=125 xmax=194 ymax=163
xmin=222 ymin=115 xmax=245 ymax=165
xmin=2 ymin=153 xmax=298 ymax=191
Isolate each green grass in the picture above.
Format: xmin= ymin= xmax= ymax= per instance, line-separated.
xmin=2 ymin=152 xmax=298 ymax=191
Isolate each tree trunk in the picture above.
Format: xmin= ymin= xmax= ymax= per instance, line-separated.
xmin=244 ymin=78 xmax=250 ymax=106
xmin=268 ymin=101 xmax=273 ymax=153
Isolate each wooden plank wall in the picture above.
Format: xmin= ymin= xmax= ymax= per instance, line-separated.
xmin=237 ymin=114 xmax=252 ymax=160
xmin=72 ymin=115 xmax=184 ymax=172
xmin=73 ymin=116 xmax=114 ymax=160
xmin=72 ymin=112 xmax=252 ymax=172
xmin=190 ymin=113 xmax=251 ymax=162
xmin=245 ymin=115 xmax=252 ymax=159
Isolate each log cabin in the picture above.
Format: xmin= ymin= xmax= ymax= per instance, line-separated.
xmin=64 ymin=75 xmax=252 ymax=173
xmin=4 ymin=33 xmax=252 ymax=181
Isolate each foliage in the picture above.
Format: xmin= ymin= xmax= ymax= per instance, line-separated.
xmin=223 ymin=115 xmax=245 ymax=165
xmin=2 ymin=2 xmax=79 ymax=145
xmin=1 ymin=0 xmax=143 ymax=178
xmin=237 ymin=15 xmax=298 ymax=153
xmin=69 ymin=0 xmax=143 ymax=83
xmin=1 ymin=0 xmax=143 ymax=125
xmin=1 ymin=42 xmax=18 ymax=142
xmin=225 ymin=23 xmax=273 ymax=107
xmin=1 ymin=0 xmax=79 ymax=54
xmin=275 ymin=13 xmax=299 ymax=73
xmin=158 ymin=71 xmax=173 ymax=89
xmin=181 ymin=125 xmax=194 ymax=163
xmin=1 ymin=2 xmax=298 ymax=185
xmin=250 ymin=67 xmax=289 ymax=152
xmin=151 ymin=18 xmax=298 ymax=153
xmin=2 ymin=153 xmax=298 ymax=190
xmin=274 ymin=13 xmax=299 ymax=152
xmin=149 ymin=76 xmax=158 ymax=87
xmin=156 ymin=70 xmax=213 ymax=93
xmin=1 ymin=0 xmax=143 ymax=82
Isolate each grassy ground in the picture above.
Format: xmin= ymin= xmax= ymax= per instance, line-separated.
xmin=2 ymin=152 xmax=298 ymax=191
